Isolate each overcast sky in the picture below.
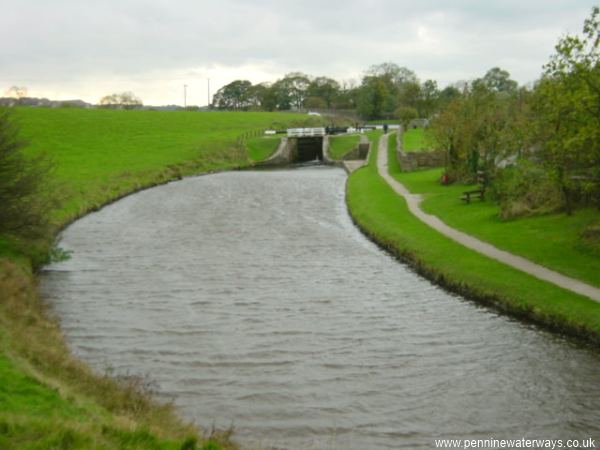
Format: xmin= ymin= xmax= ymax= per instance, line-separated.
xmin=1 ymin=0 xmax=597 ymax=106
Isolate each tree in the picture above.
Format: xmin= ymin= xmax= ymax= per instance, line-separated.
xmin=5 ymin=86 xmax=28 ymax=98
xmin=356 ymin=76 xmax=390 ymax=119
xmin=306 ymin=77 xmax=340 ymax=108
xmin=212 ymin=80 xmax=253 ymax=110
xmin=246 ymin=83 xmax=269 ymax=110
xmin=533 ymin=6 xmax=600 ymax=211
xmin=268 ymin=79 xmax=293 ymax=110
xmin=418 ymin=79 xmax=439 ymax=118
xmin=429 ymin=82 xmax=525 ymax=181
xmin=366 ymin=63 xmax=418 ymax=85
xmin=99 ymin=91 xmax=142 ymax=108
xmin=0 ymin=109 xmax=55 ymax=240
xmin=278 ymin=72 xmax=311 ymax=109
xmin=396 ymin=106 xmax=418 ymax=129
xmin=437 ymin=85 xmax=461 ymax=109
xmin=357 ymin=63 xmax=419 ymax=119
xmin=476 ymin=67 xmax=518 ymax=93
xmin=397 ymin=81 xmax=421 ymax=111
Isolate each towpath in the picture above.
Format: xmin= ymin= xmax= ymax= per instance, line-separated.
xmin=376 ymin=133 xmax=600 ymax=303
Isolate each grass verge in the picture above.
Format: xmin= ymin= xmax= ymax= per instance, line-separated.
xmin=389 ymin=166 xmax=600 ymax=288
xmin=245 ymin=136 xmax=281 ymax=161
xmin=328 ymin=134 xmax=361 ymax=160
xmin=345 ymin=135 xmax=600 ymax=345
xmin=1 ymin=107 xmax=316 ymax=448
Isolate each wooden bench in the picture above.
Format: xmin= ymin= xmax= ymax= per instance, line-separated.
xmin=461 ymin=189 xmax=485 ymax=203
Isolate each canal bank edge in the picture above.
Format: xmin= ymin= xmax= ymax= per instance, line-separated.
xmin=344 ymin=137 xmax=600 ymax=347
xmin=0 ymin=154 xmax=253 ymax=449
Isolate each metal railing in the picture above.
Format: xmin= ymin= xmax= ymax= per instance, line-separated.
xmin=287 ymin=127 xmax=326 ymax=137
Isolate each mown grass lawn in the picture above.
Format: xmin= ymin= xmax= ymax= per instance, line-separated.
xmin=346 ymin=136 xmax=600 ymax=343
xmin=328 ymin=134 xmax=360 ymax=160
xmin=389 ymin=162 xmax=600 ymax=288
xmin=402 ymin=127 xmax=436 ymax=152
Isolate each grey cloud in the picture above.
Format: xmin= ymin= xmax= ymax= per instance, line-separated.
xmin=1 ymin=0 xmax=598 ymax=101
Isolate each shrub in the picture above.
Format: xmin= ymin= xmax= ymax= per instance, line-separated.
xmin=491 ymin=161 xmax=563 ymax=219
xmin=0 ymin=109 xmax=56 ymax=240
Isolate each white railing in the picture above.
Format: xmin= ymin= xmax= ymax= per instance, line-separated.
xmin=287 ymin=127 xmax=326 ymax=137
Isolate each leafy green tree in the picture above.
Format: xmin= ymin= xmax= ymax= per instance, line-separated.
xmin=418 ymin=79 xmax=440 ymax=118
xmin=357 ymin=77 xmax=390 ymax=119
xmin=396 ymin=106 xmax=418 ymax=129
xmin=306 ymin=77 xmax=340 ymax=108
xmin=268 ymin=79 xmax=292 ymax=110
xmin=366 ymin=62 xmax=418 ymax=85
xmin=430 ymin=81 xmax=527 ymax=181
xmin=533 ymin=6 xmax=600 ymax=211
xmin=476 ymin=67 xmax=518 ymax=93
xmin=212 ymin=80 xmax=253 ymax=110
xmin=437 ymin=85 xmax=461 ymax=109
xmin=397 ymin=81 xmax=421 ymax=111
xmin=278 ymin=72 xmax=311 ymax=109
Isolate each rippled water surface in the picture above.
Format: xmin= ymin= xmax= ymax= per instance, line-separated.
xmin=41 ymin=167 xmax=600 ymax=449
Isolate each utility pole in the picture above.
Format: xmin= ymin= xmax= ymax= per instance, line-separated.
xmin=183 ymin=84 xmax=187 ymax=108
xmin=207 ymin=78 xmax=210 ymax=108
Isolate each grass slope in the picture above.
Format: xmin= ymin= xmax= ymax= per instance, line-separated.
xmin=402 ymin=127 xmax=435 ymax=152
xmin=346 ymin=134 xmax=600 ymax=344
xmin=328 ymin=134 xmax=360 ymax=160
xmin=246 ymin=136 xmax=281 ymax=161
xmin=391 ymin=167 xmax=600 ymax=288
xmin=1 ymin=107 xmax=314 ymax=449
xmin=15 ymin=108 xmax=308 ymax=224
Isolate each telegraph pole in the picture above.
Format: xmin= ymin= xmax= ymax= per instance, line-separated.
xmin=207 ymin=78 xmax=211 ymax=108
xmin=183 ymin=84 xmax=187 ymax=108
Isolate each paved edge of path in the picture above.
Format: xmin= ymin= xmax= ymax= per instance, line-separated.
xmin=375 ymin=133 xmax=600 ymax=303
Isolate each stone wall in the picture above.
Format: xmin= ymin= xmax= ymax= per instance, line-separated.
xmin=256 ymin=137 xmax=296 ymax=166
xmin=342 ymin=135 xmax=370 ymax=161
xmin=395 ymin=127 xmax=445 ymax=171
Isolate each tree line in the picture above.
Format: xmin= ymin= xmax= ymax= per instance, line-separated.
xmin=211 ymin=7 xmax=600 ymax=218
xmin=211 ymin=64 xmax=460 ymax=122
xmin=429 ymin=7 xmax=600 ymax=218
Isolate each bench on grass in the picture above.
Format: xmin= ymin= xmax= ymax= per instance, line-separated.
xmin=461 ymin=189 xmax=485 ymax=203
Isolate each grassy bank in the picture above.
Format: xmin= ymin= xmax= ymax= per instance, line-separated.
xmin=328 ymin=134 xmax=360 ymax=160
xmin=390 ymin=168 xmax=600 ymax=288
xmin=402 ymin=127 xmax=435 ymax=151
xmin=1 ymin=107 xmax=314 ymax=448
xmin=245 ymin=135 xmax=281 ymax=161
xmin=345 ymin=135 xmax=600 ymax=345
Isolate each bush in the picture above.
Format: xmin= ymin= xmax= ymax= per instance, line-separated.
xmin=0 ymin=109 xmax=55 ymax=240
xmin=491 ymin=161 xmax=563 ymax=219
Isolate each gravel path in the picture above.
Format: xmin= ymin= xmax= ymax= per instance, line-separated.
xmin=376 ymin=133 xmax=600 ymax=303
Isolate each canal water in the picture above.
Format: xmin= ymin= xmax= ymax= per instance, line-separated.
xmin=41 ymin=167 xmax=600 ymax=449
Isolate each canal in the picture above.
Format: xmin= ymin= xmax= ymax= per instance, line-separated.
xmin=41 ymin=166 xmax=600 ymax=449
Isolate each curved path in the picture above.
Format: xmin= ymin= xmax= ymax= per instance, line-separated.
xmin=376 ymin=133 xmax=600 ymax=303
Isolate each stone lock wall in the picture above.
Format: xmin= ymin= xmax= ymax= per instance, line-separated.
xmin=395 ymin=127 xmax=445 ymax=171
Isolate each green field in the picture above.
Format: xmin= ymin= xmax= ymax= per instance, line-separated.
xmin=1 ymin=107 xmax=316 ymax=449
xmin=14 ymin=108 xmax=312 ymax=224
xmin=328 ymin=134 xmax=360 ymax=160
xmin=245 ymin=135 xmax=281 ymax=161
xmin=402 ymin=127 xmax=435 ymax=151
xmin=345 ymin=135 xmax=600 ymax=343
